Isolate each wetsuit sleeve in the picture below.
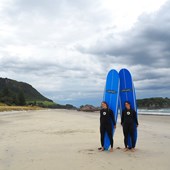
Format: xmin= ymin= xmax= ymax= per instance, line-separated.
xmin=109 ymin=109 xmax=116 ymax=126
xmin=121 ymin=111 xmax=124 ymax=125
xmin=133 ymin=110 xmax=139 ymax=125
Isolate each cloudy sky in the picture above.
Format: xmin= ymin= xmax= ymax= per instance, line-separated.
xmin=0 ymin=0 xmax=170 ymax=106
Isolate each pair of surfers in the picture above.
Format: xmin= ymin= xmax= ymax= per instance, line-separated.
xmin=99 ymin=101 xmax=139 ymax=152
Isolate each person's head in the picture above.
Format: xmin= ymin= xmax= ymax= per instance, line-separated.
xmin=125 ymin=101 xmax=131 ymax=110
xmin=101 ymin=101 xmax=108 ymax=109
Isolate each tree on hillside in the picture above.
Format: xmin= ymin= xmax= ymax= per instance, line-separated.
xmin=2 ymin=87 xmax=10 ymax=96
xmin=12 ymin=95 xmax=19 ymax=105
xmin=0 ymin=87 xmax=13 ymax=105
xmin=18 ymin=90 xmax=26 ymax=106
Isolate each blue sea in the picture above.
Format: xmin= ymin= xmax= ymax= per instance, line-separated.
xmin=138 ymin=108 xmax=170 ymax=116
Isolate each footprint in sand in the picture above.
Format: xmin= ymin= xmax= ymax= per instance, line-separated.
xmin=78 ymin=149 xmax=95 ymax=155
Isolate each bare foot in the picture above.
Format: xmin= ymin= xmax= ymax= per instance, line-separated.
xmin=123 ymin=148 xmax=129 ymax=152
xmin=131 ymin=148 xmax=135 ymax=152
xmin=110 ymin=148 xmax=113 ymax=152
xmin=98 ymin=147 xmax=104 ymax=151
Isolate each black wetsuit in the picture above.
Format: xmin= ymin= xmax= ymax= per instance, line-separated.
xmin=121 ymin=109 xmax=139 ymax=148
xmin=100 ymin=108 xmax=116 ymax=148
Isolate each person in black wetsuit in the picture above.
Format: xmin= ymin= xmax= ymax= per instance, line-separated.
xmin=121 ymin=101 xmax=139 ymax=152
xmin=99 ymin=101 xmax=116 ymax=152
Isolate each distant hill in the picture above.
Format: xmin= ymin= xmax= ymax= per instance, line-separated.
xmin=0 ymin=78 xmax=52 ymax=103
xmin=137 ymin=97 xmax=170 ymax=109
xmin=2 ymin=77 xmax=168 ymax=110
xmin=0 ymin=77 xmax=77 ymax=109
xmin=78 ymin=97 xmax=170 ymax=112
xmin=0 ymin=77 xmax=54 ymax=106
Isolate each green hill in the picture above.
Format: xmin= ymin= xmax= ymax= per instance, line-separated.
xmin=0 ymin=77 xmax=52 ymax=106
xmin=137 ymin=97 xmax=170 ymax=109
xmin=0 ymin=77 xmax=77 ymax=109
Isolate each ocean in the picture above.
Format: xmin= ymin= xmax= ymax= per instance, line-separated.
xmin=138 ymin=108 xmax=170 ymax=116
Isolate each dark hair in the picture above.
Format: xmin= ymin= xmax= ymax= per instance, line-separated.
xmin=101 ymin=101 xmax=109 ymax=108
xmin=124 ymin=101 xmax=131 ymax=105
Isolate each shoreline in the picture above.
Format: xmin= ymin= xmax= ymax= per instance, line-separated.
xmin=1 ymin=108 xmax=170 ymax=117
xmin=138 ymin=113 xmax=170 ymax=116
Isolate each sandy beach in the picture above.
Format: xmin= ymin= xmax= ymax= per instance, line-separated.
xmin=0 ymin=109 xmax=170 ymax=170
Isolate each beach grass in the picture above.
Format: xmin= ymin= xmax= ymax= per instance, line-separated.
xmin=26 ymin=100 xmax=57 ymax=107
xmin=0 ymin=104 xmax=43 ymax=112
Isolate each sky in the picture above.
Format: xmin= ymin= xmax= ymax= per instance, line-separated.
xmin=0 ymin=0 xmax=170 ymax=107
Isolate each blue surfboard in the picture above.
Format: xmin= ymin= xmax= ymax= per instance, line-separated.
xmin=119 ymin=68 xmax=138 ymax=148
xmin=103 ymin=69 xmax=120 ymax=150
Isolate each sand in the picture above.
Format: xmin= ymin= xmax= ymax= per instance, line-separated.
xmin=0 ymin=109 xmax=170 ymax=170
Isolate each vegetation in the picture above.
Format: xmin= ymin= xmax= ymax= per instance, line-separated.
xmin=2 ymin=78 xmax=169 ymax=111
xmin=0 ymin=102 xmax=42 ymax=112
xmin=0 ymin=77 xmax=77 ymax=110
xmin=0 ymin=78 xmax=52 ymax=105
xmin=137 ymin=97 xmax=170 ymax=109
xmin=26 ymin=100 xmax=76 ymax=109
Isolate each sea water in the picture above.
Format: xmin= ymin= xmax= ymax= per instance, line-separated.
xmin=138 ymin=108 xmax=170 ymax=116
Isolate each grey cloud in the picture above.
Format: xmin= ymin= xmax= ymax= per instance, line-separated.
xmin=3 ymin=0 xmax=104 ymax=23
xmin=1 ymin=0 xmax=109 ymax=51
xmin=4 ymin=0 xmax=66 ymax=18
xmin=78 ymin=1 xmax=170 ymax=68
xmin=0 ymin=0 xmax=170 ymax=105
xmin=76 ymin=1 xmax=170 ymax=99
